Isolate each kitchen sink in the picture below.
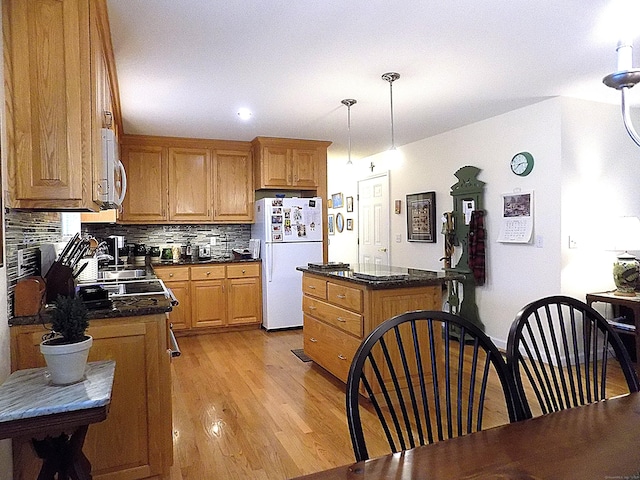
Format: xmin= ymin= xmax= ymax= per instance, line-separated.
xmin=97 ymin=269 xmax=147 ymax=280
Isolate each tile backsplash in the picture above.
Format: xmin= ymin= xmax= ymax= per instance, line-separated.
xmin=82 ymin=224 xmax=252 ymax=257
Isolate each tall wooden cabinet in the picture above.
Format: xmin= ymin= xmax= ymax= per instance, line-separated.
xmin=3 ymin=0 xmax=120 ymax=210
xmin=10 ymin=314 xmax=173 ymax=480
xmin=119 ymin=136 xmax=253 ymax=223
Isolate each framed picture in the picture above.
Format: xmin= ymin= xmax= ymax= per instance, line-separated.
xmin=328 ymin=214 xmax=335 ymax=235
xmin=346 ymin=218 xmax=353 ymax=230
xmin=331 ymin=192 xmax=344 ymax=209
xmin=336 ymin=213 xmax=344 ymax=233
xmin=406 ymin=192 xmax=436 ymax=242
xmin=346 ymin=196 xmax=353 ymax=212
xmin=327 ymin=198 xmax=333 ymax=209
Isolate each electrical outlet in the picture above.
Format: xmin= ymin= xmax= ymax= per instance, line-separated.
xmin=395 ymin=234 xmax=402 ymax=243
xmin=535 ymin=235 xmax=543 ymax=248
xmin=17 ymin=249 xmax=25 ymax=277
xmin=568 ymin=236 xmax=578 ymax=249
xmin=210 ymin=237 xmax=218 ymax=246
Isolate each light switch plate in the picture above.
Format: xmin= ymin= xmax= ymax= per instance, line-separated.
xmin=17 ymin=249 xmax=25 ymax=277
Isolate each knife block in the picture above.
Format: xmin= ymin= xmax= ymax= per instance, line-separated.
xmin=44 ymin=261 xmax=75 ymax=303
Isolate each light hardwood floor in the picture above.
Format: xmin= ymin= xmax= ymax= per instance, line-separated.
xmin=168 ymin=328 xmax=630 ymax=480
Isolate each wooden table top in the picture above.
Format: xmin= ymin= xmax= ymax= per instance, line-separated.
xmin=293 ymin=392 xmax=640 ymax=480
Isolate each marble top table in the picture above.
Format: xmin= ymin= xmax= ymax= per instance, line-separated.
xmin=0 ymin=360 xmax=115 ymax=479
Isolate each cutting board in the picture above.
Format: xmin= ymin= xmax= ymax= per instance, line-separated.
xmin=14 ymin=276 xmax=46 ymax=316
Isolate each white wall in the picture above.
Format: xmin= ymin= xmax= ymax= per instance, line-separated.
xmin=328 ymin=97 xmax=637 ymax=349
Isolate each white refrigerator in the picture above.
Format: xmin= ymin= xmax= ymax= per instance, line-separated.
xmin=252 ymin=197 xmax=323 ymax=330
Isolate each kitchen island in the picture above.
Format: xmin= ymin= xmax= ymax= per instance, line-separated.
xmin=10 ymin=292 xmax=174 ymax=480
xmin=297 ymin=264 xmax=463 ymax=383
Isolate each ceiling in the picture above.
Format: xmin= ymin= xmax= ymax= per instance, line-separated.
xmin=106 ymin=0 xmax=635 ymax=160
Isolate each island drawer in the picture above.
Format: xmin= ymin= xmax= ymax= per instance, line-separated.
xmin=303 ymin=296 xmax=363 ymax=338
xmin=303 ymin=275 xmax=327 ymax=299
xmin=227 ymin=263 xmax=260 ymax=278
xmin=154 ymin=266 xmax=190 ymax=281
xmin=303 ymin=315 xmax=360 ymax=383
xmin=191 ymin=265 xmax=226 ymax=280
xmin=327 ymin=282 xmax=363 ymax=312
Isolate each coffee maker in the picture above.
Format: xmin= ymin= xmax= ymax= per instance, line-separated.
xmin=105 ymin=235 xmax=126 ymax=265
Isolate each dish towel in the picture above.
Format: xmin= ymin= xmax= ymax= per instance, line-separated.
xmin=468 ymin=210 xmax=486 ymax=286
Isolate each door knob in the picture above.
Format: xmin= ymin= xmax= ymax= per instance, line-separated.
xmin=378 ymin=248 xmax=388 ymax=252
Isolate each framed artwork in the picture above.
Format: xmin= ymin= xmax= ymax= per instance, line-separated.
xmin=346 ymin=196 xmax=353 ymax=212
xmin=336 ymin=213 xmax=345 ymax=233
xmin=328 ymin=214 xmax=335 ymax=235
xmin=327 ymin=198 xmax=333 ymax=209
xmin=331 ymin=192 xmax=344 ymax=209
xmin=346 ymin=218 xmax=353 ymax=230
xmin=406 ymin=192 xmax=436 ymax=243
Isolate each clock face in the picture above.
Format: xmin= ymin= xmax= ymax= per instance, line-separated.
xmin=510 ymin=152 xmax=534 ymax=176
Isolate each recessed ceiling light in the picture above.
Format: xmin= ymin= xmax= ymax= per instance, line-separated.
xmin=237 ymin=108 xmax=252 ymax=120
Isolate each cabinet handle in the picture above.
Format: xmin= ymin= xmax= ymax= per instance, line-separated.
xmin=336 ymin=294 xmax=346 ymax=299
xmin=308 ymin=285 xmax=316 ymax=289
xmin=337 ymin=317 xmax=346 ymax=323
xmin=310 ymin=337 xmax=318 ymax=343
xmin=169 ymin=273 xmax=174 ymax=278
xmin=242 ymin=269 xmax=246 ymax=274
xmin=338 ymin=354 xmax=347 ymax=360
xmin=206 ymin=271 xmax=211 ymax=276
xmin=308 ymin=306 xmax=317 ymax=310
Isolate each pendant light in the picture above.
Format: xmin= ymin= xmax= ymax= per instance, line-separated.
xmin=382 ymin=72 xmax=400 ymax=150
xmin=341 ymin=99 xmax=357 ymax=165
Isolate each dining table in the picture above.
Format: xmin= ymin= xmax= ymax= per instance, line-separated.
xmin=292 ymin=392 xmax=640 ymax=479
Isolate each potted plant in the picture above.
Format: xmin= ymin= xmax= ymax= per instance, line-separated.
xmin=40 ymin=294 xmax=92 ymax=385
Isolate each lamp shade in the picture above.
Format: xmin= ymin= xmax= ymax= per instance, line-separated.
xmin=608 ymin=216 xmax=640 ymax=252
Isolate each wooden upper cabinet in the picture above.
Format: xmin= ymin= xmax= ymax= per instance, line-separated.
xmin=120 ymin=144 xmax=167 ymax=222
xmin=168 ymin=147 xmax=212 ymax=221
xmin=213 ymin=149 xmax=253 ymax=222
xmin=252 ymin=137 xmax=330 ymax=190
xmin=3 ymin=0 xmax=119 ymax=210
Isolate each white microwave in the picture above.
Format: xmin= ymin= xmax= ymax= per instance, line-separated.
xmin=96 ymin=128 xmax=127 ymax=209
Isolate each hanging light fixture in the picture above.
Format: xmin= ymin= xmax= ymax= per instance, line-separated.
xmin=603 ymin=41 xmax=640 ymax=147
xmin=382 ymin=72 xmax=400 ymax=150
xmin=341 ymin=99 xmax=357 ymax=165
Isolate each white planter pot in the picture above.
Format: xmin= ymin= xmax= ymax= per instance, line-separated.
xmin=40 ymin=336 xmax=93 ymax=385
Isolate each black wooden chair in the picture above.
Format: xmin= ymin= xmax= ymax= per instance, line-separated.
xmin=506 ymin=295 xmax=640 ymax=419
xmin=346 ymin=310 xmax=522 ymax=462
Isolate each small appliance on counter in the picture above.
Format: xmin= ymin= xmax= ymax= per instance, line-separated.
xmin=106 ymin=235 xmax=126 ymax=265
xmin=232 ymin=248 xmax=253 ymax=260
xmin=198 ymin=244 xmax=211 ymax=260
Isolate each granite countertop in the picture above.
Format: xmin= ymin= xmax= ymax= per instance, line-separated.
xmin=151 ymin=257 xmax=260 ymax=267
xmin=297 ymin=263 xmax=465 ymax=289
xmin=10 ymin=293 xmax=173 ymax=327
xmin=0 ymin=360 xmax=115 ymax=423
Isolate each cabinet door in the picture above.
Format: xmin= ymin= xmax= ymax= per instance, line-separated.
xmin=164 ymin=280 xmax=191 ymax=331
xmin=261 ymin=146 xmax=291 ymax=187
xmin=168 ymin=147 xmax=212 ymax=221
xmin=11 ymin=317 xmax=172 ymax=480
xmin=191 ymin=280 xmax=226 ymax=328
xmin=120 ymin=144 xmax=167 ymax=222
xmin=213 ymin=150 xmax=253 ymax=222
xmin=291 ymin=148 xmax=319 ymax=187
xmin=228 ymin=277 xmax=262 ymax=326
xmin=4 ymin=0 xmax=91 ymax=208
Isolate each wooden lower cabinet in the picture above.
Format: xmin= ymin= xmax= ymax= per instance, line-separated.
xmin=154 ymin=262 xmax=262 ymax=334
xmin=302 ymin=272 xmax=443 ymax=385
xmin=10 ymin=314 xmax=172 ymax=480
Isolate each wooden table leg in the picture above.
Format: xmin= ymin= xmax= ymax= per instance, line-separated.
xmin=32 ymin=425 xmax=93 ymax=480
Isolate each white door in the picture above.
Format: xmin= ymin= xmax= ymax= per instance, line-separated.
xmin=358 ymin=173 xmax=390 ymax=265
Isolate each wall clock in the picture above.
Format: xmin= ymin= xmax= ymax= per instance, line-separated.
xmin=510 ymin=152 xmax=534 ymax=176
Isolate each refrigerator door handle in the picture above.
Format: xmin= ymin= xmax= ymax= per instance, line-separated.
xmin=267 ymin=243 xmax=274 ymax=282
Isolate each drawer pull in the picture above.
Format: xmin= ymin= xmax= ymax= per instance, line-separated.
xmin=336 ymin=294 xmax=346 ymax=299
xmin=309 ymin=306 xmax=317 ymax=310
xmin=242 ymin=269 xmax=246 ymax=274
xmin=308 ymin=285 xmax=316 ymax=289
xmin=206 ymin=271 xmax=211 ymax=276
xmin=169 ymin=273 xmax=174 ymax=278
xmin=337 ymin=317 xmax=346 ymax=323
xmin=338 ymin=354 xmax=347 ymax=360
xmin=310 ymin=337 xmax=318 ymax=343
